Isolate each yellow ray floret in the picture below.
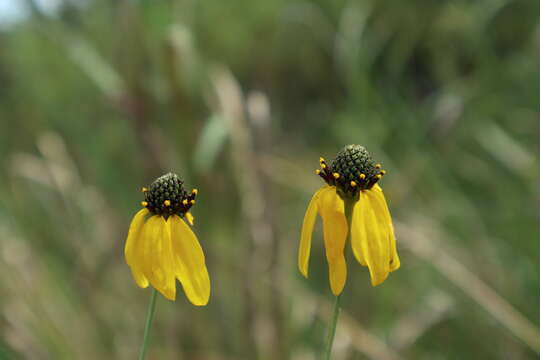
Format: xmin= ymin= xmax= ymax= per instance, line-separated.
xmin=169 ymin=215 xmax=211 ymax=306
xmin=299 ymin=186 xmax=327 ymax=277
xmin=299 ymin=184 xmax=399 ymax=294
xmin=125 ymin=208 xmax=150 ymax=288
xmin=318 ymin=187 xmax=348 ymax=295
xmin=351 ymin=185 xmax=399 ymax=286
xmin=124 ymin=212 xmax=210 ymax=305
xmin=299 ymin=186 xmax=348 ymax=295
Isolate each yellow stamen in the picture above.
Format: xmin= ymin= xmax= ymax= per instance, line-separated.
xmin=380 ymin=170 xmax=386 ymax=175
xmin=164 ymin=200 xmax=171 ymax=206
xmin=375 ymin=163 xmax=382 ymax=169
xmin=319 ymin=157 xmax=325 ymax=163
xmin=141 ymin=201 xmax=148 ymax=207
xmin=321 ymin=163 xmax=327 ymax=169
xmin=141 ymin=187 xmax=148 ymax=192
xmin=182 ymin=199 xmax=188 ymax=205
xmin=376 ymin=174 xmax=382 ymax=179
xmin=185 ymin=212 xmax=194 ymax=226
xmin=333 ymin=173 xmax=340 ymax=179
xmin=350 ymin=181 xmax=357 ymax=187
xmin=192 ymin=189 xmax=198 ymax=195
xmin=359 ymin=173 xmax=366 ymax=180
xmin=190 ymin=199 xmax=196 ymax=205
xmin=315 ymin=169 xmax=321 ymax=175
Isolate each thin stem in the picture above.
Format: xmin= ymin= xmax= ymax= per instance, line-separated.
xmin=323 ymin=198 xmax=355 ymax=360
xmin=139 ymin=288 xmax=158 ymax=360
xmin=324 ymin=294 xmax=342 ymax=360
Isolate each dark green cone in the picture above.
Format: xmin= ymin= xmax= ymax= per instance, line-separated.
xmin=319 ymin=145 xmax=385 ymax=197
xmin=143 ymin=173 xmax=195 ymax=217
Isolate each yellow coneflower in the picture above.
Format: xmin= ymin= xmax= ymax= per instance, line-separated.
xmin=299 ymin=145 xmax=400 ymax=296
xmin=125 ymin=173 xmax=210 ymax=305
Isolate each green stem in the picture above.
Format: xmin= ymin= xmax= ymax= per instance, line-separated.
xmin=139 ymin=288 xmax=158 ymax=360
xmin=323 ymin=198 xmax=355 ymax=360
xmin=324 ymin=294 xmax=341 ymax=360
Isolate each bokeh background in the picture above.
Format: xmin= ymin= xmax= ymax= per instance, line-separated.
xmin=1 ymin=0 xmax=540 ymax=359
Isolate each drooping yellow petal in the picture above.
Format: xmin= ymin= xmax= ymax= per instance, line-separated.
xmin=125 ymin=208 xmax=150 ymax=288
xmin=352 ymin=190 xmax=390 ymax=286
xmin=185 ymin=212 xmax=195 ymax=226
xmin=160 ymin=219 xmax=178 ymax=300
xmin=125 ymin=209 xmax=149 ymax=265
xmin=371 ymin=185 xmax=400 ymax=271
xmin=140 ymin=215 xmax=177 ymax=300
xmin=298 ymin=186 xmax=330 ymax=277
xmin=319 ymin=186 xmax=348 ymax=296
xmin=389 ymin=223 xmax=400 ymax=272
xmin=170 ymin=215 xmax=210 ymax=306
xmin=349 ymin=203 xmax=367 ymax=267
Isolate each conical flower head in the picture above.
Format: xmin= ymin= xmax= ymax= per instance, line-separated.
xmin=317 ymin=144 xmax=386 ymax=198
xmin=332 ymin=145 xmax=376 ymax=189
xmin=125 ymin=172 xmax=209 ymax=304
xmin=142 ymin=172 xmax=197 ymax=220
xmin=301 ymin=145 xmax=399 ymax=295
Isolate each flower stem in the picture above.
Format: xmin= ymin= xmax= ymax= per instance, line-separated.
xmin=139 ymin=288 xmax=158 ymax=360
xmin=323 ymin=198 xmax=355 ymax=360
xmin=323 ymin=293 xmax=341 ymax=360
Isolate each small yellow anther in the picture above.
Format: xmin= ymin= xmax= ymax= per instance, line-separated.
xmin=192 ymin=189 xmax=198 ymax=195
xmin=190 ymin=199 xmax=196 ymax=205
xmin=380 ymin=170 xmax=386 ymax=175
xmin=375 ymin=163 xmax=382 ymax=169
xmin=141 ymin=201 xmax=148 ymax=207
xmin=333 ymin=173 xmax=340 ymax=179
xmin=376 ymin=174 xmax=382 ymax=179
xmin=186 ymin=212 xmax=194 ymax=226
xmin=359 ymin=173 xmax=366 ymax=180
xmin=141 ymin=187 xmax=148 ymax=192
xmin=350 ymin=181 xmax=357 ymax=187
xmin=321 ymin=163 xmax=327 ymax=169
xmin=182 ymin=199 xmax=188 ymax=206
xmin=315 ymin=169 xmax=321 ymax=175
xmin=164 ymin=200 xmax=171 ymax=206
xmin=319 ymin=157 xmax=325 ymax=163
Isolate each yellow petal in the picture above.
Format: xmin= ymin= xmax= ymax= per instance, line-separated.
xmin=352 ymin=190 xmax=390 ymax=286
xmin=185 ymin=212 xmax=195 ymax=226
xmin=160 ymin=220 xmax=178 ymax=300
xmin=349 ymin=204 xmax=368 ymax=267
xmin=298 ymin=186 xmax=329 ymax=277
xmin=389 ymin=223 xmax=400 ymax=272
xmin=125 ymin=209 xmax=149 ymax=288
xmin=319 ymin=186 xmax=348 ymax=296
xmin=170 ymin=215 xmax=210 ymax=306
xmin=125 ymin=208 xmax=149 ymax=264
xmin=372 ymin=185 xmax=400 ymax=271
xmin=140 ymin=216 xmax=177 ymax=300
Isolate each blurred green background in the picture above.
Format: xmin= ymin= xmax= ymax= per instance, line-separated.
xmin=1 ymin=0 xmax=540 ymax=359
